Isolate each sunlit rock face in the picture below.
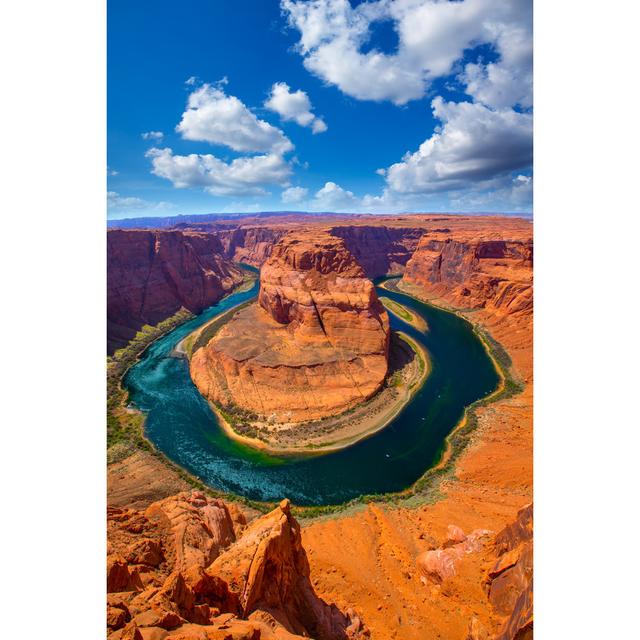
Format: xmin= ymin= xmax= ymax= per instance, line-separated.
xmin=403 ymin=232 xmax=533 ymax=320
xmin=190 ymin=229 xmax=390 ymax=423
xmin=107 ymin=492 xmax=367 ymax=639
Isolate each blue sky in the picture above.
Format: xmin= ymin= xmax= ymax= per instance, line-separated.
xmin=107 ymin=0 xmax=532 ymax=219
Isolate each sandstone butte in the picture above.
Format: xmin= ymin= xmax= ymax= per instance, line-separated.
xmin=189 ymin=229 xmax=390 ymax=423
xmin=107 ymin=213 xmax=534 ymax=640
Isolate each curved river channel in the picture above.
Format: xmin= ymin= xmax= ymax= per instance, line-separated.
xmin=124 ymin=277 xmax=499 ymax=506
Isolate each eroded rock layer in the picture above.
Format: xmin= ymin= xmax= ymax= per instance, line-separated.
xmin=215 ymin=225 xmax=288 ymax=267
xmin=107 ymin=492 xmax=366 ymax=640
xmin=402 ymin=230 xmax=533 ymax=321
xmin=190 ymin=230 xmax=390 ymax=423
xmin=107 ymin=229 xmax=243 ymax=353
xmin=330 ymin=225 xmax=425 ymax=278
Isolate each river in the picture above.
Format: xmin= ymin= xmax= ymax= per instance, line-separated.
xmin=123 ymin=277 xmax=499 ymax=506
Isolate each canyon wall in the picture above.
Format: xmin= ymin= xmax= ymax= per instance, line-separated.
xmin=190 ymin=229 xmax=390 ymax=423
xmin=107 ymin=229 xmax=243 ymax=353
xmin=330 ymin=225 xmax=425 ymax=278
xmin=213 ymin=225 xmax=288 ymax=267
xmin=108 ymin=214 xmax=534 ymax=639
xmin=402 ymin=233 xmax=533 ymax=320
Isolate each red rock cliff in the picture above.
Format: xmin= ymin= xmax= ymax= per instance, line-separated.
xmin=190 ymin=229 xmax=390 ymax=423
xmin=402 ymin=233 xmax=533 ymax=320
xmin=216 ymin=225 xmax=288 ymax=267
xmin=107 ymin=229 xmax=243 ymax=353
xmin=331 ymin=225 xmax=425 ymax=278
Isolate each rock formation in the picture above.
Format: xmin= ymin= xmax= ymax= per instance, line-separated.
xmin=330 ymin=225 xmax=425 ymax=278
xmin=190 ymin=229 xmax=390 ymax=423
xmin=107 ymin=491 xmax=366 ymax=640
xmin=214 ymin=226 xmax=288 ymax=267
xmin=487 ymin=504 xmax=533 ymax=640
xmin=402 ymin=232 xmax=533 ymax=320
xmin=107 ymin=229 xmax=244 ymax=353
xmin=416 ymin=525 xmax=493 ymax=585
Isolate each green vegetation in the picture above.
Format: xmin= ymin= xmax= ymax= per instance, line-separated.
xmin=380 ymin=296 xmax=413 ymax=321
xmin=106 ymin=271 xmax=524 ymax=522
xmin=380 ymin=295 xmax=428 ymax=332
xmin=107 ymin=309 xmax=195 ymax=460
xmin=105 ymin=305 xmax=276 ymax=515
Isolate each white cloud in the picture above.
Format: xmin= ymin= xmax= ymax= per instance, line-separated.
xmin=107 ymin=191 xmax=175 ymax=212
xmin=449 ymin=174 xmax=533 ymax=211
xmin=282 ymin=0 xmax=532 ymax=107
xmin=281 ymin=0 xmax=532 ymax=212
xmin=311 ymin=117 xmax=328 ymax=134
xmin=141 ymin=131 xmax=164 ymax=141
xmin=176 ymin=84 xmax=293 ymax=154
xmin=107 ymin=166 xmax=119 ymax=176
xmin=107 ymin=191 xmax=147 ymax=210
xmin=385 ymin=97 xmax=532 ymax=194
xmin=264 ymin=82 xmax=328 ymax=133
xmin=282 ymin=186 xmax=309 ymax=203
xmin=459 ymin=3 xmax=533 ymax=109
xmin=146 ymin=147 xmax=292 ymax=197
xmin=311 ymin=181 xmax=359 ymax=210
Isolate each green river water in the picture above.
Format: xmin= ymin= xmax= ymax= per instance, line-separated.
xmin=123 ymin=277 xmax=499 ymax=506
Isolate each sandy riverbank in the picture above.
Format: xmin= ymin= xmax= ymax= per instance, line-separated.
xmin=209 ymin=331 xmax=430 ymax=456
xmin=379 ymin=294 xmax=428 ymax=332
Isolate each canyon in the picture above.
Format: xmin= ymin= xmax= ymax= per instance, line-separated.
xmin=108 ymin=213 xmax=533 ymax=639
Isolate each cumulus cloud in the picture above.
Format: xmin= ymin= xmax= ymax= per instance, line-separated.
xmin=282 ymin=0 xmax=532 ymax=106
xmin=265 ymin=82 xmax=327 ymax=133
xmin=459 ymin=4 xmax=533 ymax=109
xmin=449 ymin=173 xmax=533 ymax=212
xmin=385 ymin=97 xmax=532 ymax=194
xmin=282 ymin=186 xmax=309 ymax=203
xmin=107 ymin=191 xmax=174 ymax=212
xmin=311 ymin=181 xmax=359 ymax=210
xmin=280 ymin=0 xmax=533 ymax=211
xmin=146 ymin=147 xmax=292 ymax=197
xmin=311 ymin=118 xmax=328 ymax=134
xmin=107 ymin=191 xmax=147 ymax=210
xmin=176 ymin=84 xmax=293 ymax=154
xmin=141 ymin=131 xmax=164 ymax=141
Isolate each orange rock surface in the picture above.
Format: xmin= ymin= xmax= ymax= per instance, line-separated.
xmin=107 ymin=492 xmax=367 ymax=640
xmin=190 ymin=229 xmax=390 ymax=423
xmin=402 ymin=225 xmax=533 ymax=325
xmin=300 ymin=217 xmax=533 ymax=640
